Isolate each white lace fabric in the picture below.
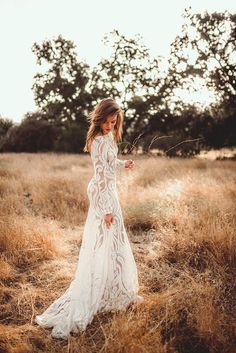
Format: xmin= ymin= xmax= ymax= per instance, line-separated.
xmin=34 ymin=131 xmax=143 ymax=340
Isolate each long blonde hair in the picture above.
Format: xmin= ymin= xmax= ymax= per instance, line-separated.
xmin=83 ymin=97 xmax=124 ymax=153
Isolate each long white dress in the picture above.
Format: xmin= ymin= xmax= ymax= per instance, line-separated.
xmin=34 ymin=131 xmax=143 ymax=340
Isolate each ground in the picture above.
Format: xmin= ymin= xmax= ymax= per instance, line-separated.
xmin=0 ymin=152 xmax=235 ymax=353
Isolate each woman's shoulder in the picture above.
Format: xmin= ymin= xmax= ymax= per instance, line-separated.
xmin=94 ymin=132 xmax=109 ymax=139
xmin=91 ymin=134 xmax=108 ymax=151
xmin=93 ymin=134 xmax=104 ymax=140
xmin=93 ymin=133 xmax=111 ymax=143
xmin=92 ymin=134 xmax=106 ymax=144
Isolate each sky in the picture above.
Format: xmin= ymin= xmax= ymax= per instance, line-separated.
xmin=0 ymin=0 xmax=235 ymax=123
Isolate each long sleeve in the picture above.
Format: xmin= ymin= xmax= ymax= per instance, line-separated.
xmin=115 ymin=158 xmax=127 ymax=168
xmin=91 ymin=138 xmax=113 ymax=215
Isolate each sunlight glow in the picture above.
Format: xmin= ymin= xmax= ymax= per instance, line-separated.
xmin=0 ymin=0 xmax=235 ymax=121
xmin=174 ymin=77 xmax=218 ymax=109
xmin=159 ymin=179 xmax=184 ymax=199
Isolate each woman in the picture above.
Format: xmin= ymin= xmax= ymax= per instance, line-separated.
xmin=34 ymin=97 xmax=143 ymax=340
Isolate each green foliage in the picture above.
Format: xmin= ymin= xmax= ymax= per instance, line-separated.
xmin=31 ymin=35 xmax=92 ymax=129
xmin=54 ymin=123 xmax=87 ymax=153
xmin=128 ymin=9 xmax=236 ymax=154
xmin=165 ymin=8 xmax=236 ymax=148
xmin=2 ymin=10 xmax=235 ymax=155
xmin=0 ymin=116 xmax=14 ymax=137
xmin=0 ymin=112 xmax=58 ymax=152
xmin=89 ymin=29 xmax=163 ymax=132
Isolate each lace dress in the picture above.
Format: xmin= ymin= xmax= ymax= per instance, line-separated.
xmin=34 ymin=131 xmax=143 ymax=340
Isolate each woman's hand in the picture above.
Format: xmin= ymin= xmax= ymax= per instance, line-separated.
xmin=124 ymin=159 xmax=135 ymax=169
xmin=104 ymin=213 xmax=114 ymax=229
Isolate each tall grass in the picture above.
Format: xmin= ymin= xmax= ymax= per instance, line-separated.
xmin=0 ymin=152 xmax=235 ymax=353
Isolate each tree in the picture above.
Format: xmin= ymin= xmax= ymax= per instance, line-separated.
xmin=32 ymin=35 xmax=92 ymax=131
xmin=0 ymin=116 xmax=14 ymax=137
xmin=90 ymin=30 xmax=165 ymax=136
xmin=0 ymin=116 xmax=15 ymax=151
xmin=0 ymin=112 xmax=58 ymax=152
xmin=167 ymin=8 xmax=236 ymax=148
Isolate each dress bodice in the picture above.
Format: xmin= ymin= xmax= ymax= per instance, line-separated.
xmin=89 ymin=131 xmax=127 ymax=215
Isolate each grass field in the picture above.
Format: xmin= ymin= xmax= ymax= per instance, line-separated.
xmin=0 ymin=152 xmax=235 ymax=353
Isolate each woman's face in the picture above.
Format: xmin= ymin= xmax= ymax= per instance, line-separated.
xmin=100 ymin=114 xmax=117 ymax=134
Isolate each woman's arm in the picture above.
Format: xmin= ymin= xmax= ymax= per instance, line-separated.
xmin=91 ymin=138 xmax=113 ymax=215
xmin=115 ymin=158 xmax=128 ymax=168
xmin=116 ymin=158 xmax=135 ymax=169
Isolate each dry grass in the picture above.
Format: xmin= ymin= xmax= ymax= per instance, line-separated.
xmin=0 ymin=152 xmax=235 ymax=353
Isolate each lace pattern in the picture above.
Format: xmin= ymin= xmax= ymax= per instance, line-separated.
xmin=34 ymin=131 xmax=143 ymax=339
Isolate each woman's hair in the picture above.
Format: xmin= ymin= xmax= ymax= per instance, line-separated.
xmin=83 ymin=97 xmax=123 ymax=153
